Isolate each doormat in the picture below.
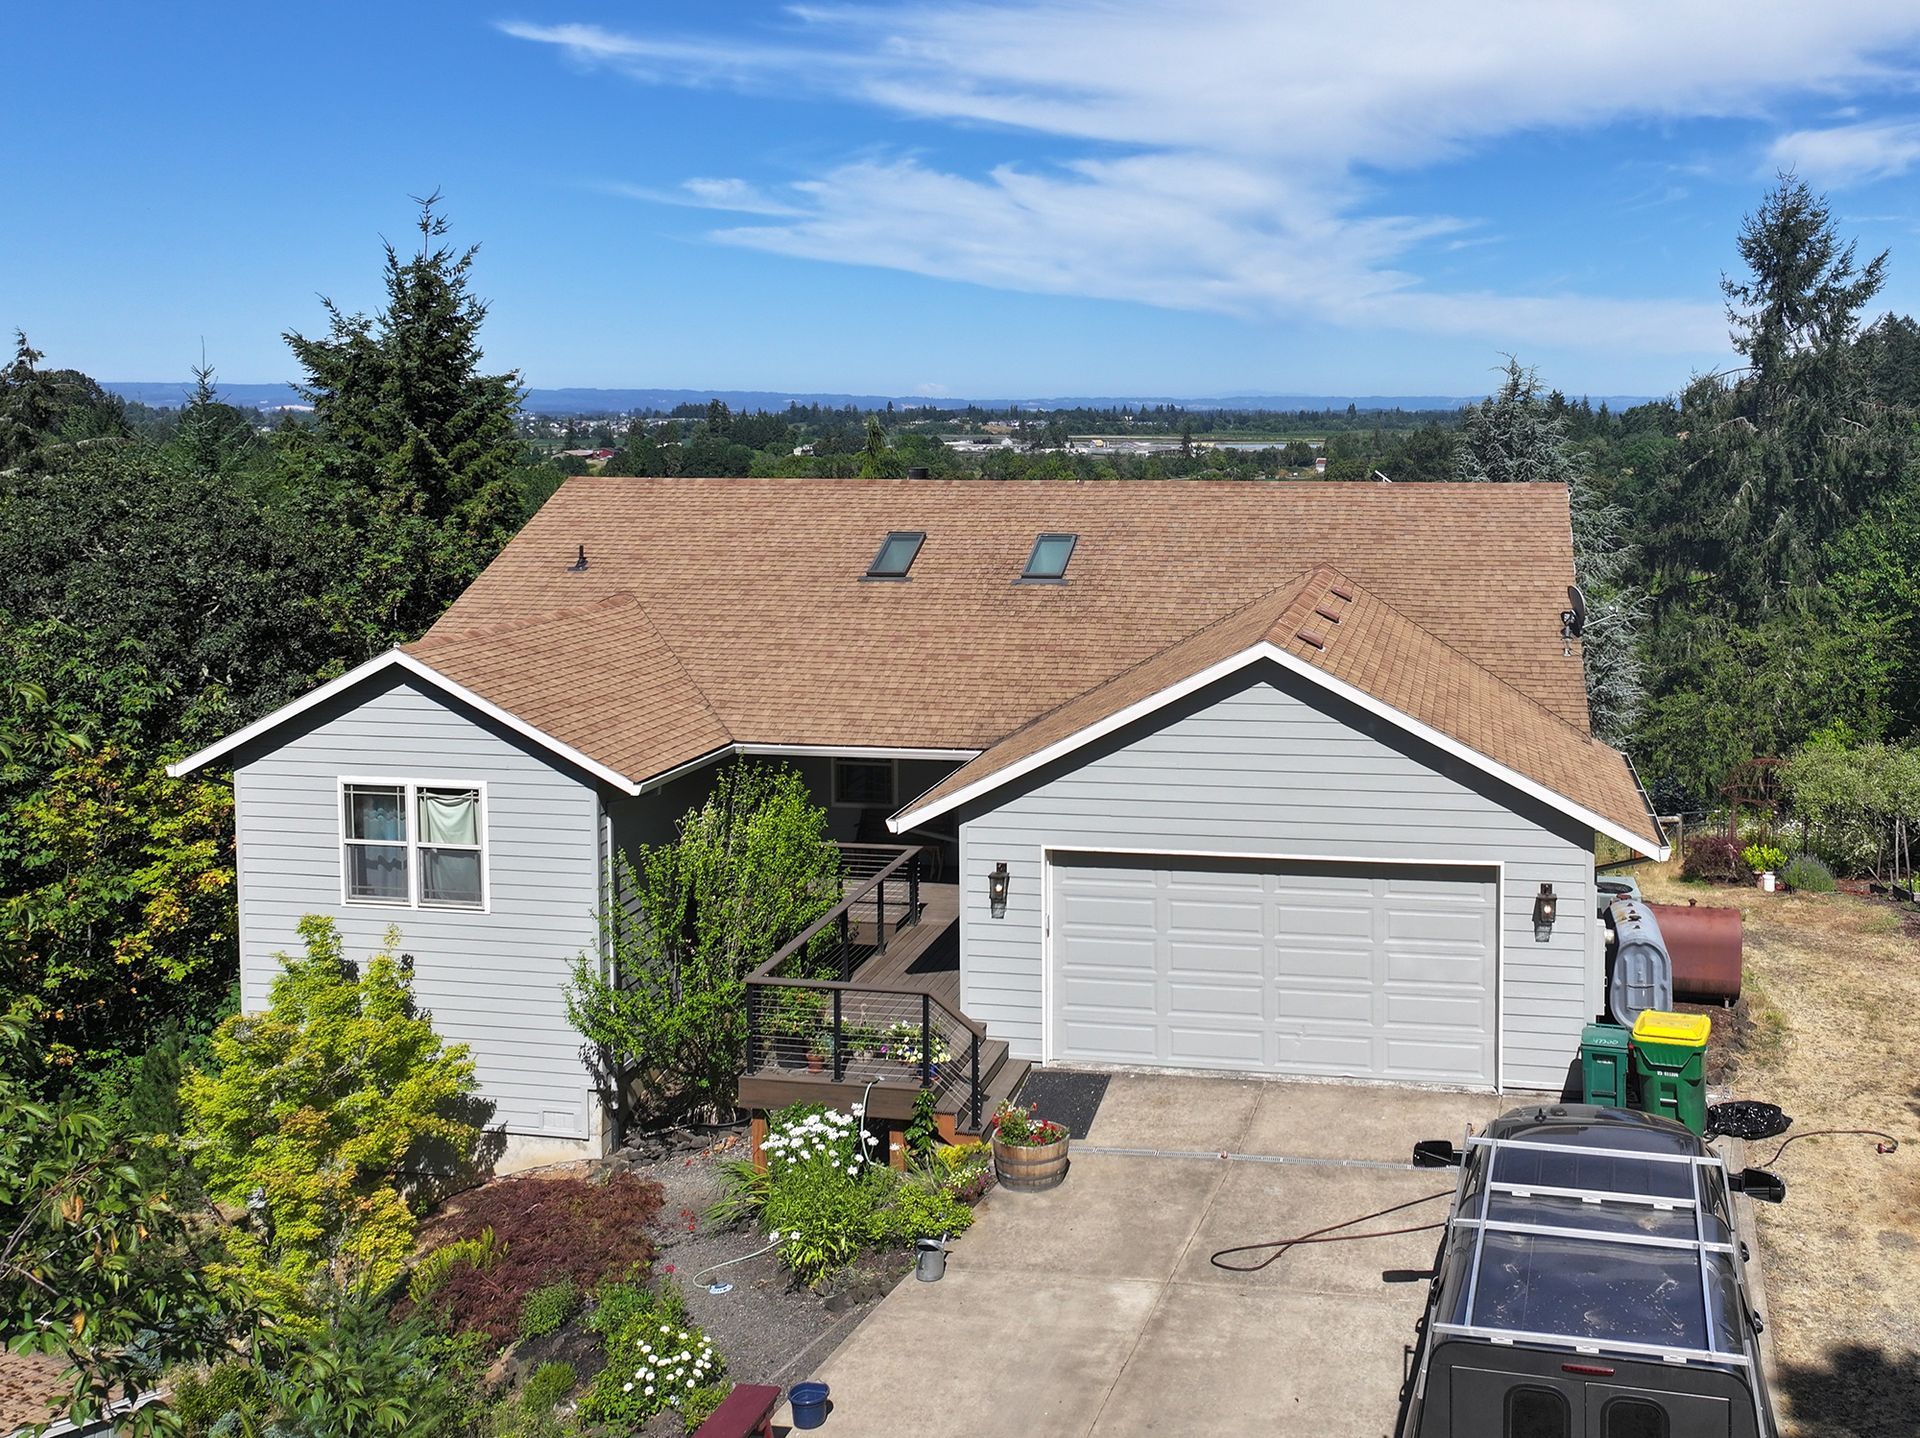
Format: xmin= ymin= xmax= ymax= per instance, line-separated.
xmin=1011 ymin=1069 xmax=1111 ymax=1140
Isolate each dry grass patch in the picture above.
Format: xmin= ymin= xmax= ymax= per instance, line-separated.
xmin=1638 ymin=863 xmax=1920 ymax=1438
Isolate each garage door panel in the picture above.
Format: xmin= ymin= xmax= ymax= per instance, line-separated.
xmin=1275 ymin=941 xmax=1378 ymax=980
xmin=1062 ymin=975 xmax=1158 ymax=1010
xmin=1384 ymin=1038 xmax=1491 ymax=1081
xmin=1053 ymin=857 xmax=1496 ymax=1087
xmin=1167 ymin=980 xmax=1264 ymax=1019
xmin=1384 ymin=948 xmax=1487 ymax=987
xmin=1061 ymin=1019 xmax=1159 ymax=1059
xmin=1385 ymin=992 xmax=1484 ymax=1029
xmin=1168 ymin=1025 xmax=1266 ymax=1066
xmin=1286 ymin=1031 xmax=1378 ymax=1071
xmin=1276 ymin=985 xmax=1374 ymax=1023
xmin=1066 ymin=933 xmax=1160 ymax=972
xmin=1167 ymin=939 xmax=1265 ymax=976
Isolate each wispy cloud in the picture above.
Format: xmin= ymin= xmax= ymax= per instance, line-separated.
xmin=503 ymin=3 xmax=1920 ymax=350
xmin=1769 ymin=118 xmax=1920 ymax=186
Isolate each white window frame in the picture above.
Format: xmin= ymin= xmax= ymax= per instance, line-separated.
xmin=338 ymin=776 xmax=490 ymax=913
xmin=830 ymin=756 xmax=897 ymax=809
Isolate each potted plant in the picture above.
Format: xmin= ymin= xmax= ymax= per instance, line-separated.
xmin=765 ymin=987 xmax=827 ymax=1067
xmin=985 ymin=1100 xmax=1070 ymax=1192
xmin=1741 ymin=841 xmax=1787 ymax=893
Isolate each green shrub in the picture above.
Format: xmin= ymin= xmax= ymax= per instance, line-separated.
xmin=564 ymin=763 xmax=843 ymax=1123
xmin=930 ymin=1142 xmax=993 ymax=1200
xmin=684 ymin=1382 xmax=733 ymax=1428
xmin=168 ymin=1361 xmax=268 ymax=1437
xmin=521 ymin=1361 xmax=577 ymax=1412
xmin=1781 ymin=854 xmax=1837 ymax=892
xmin=1741 ymin=841 xmax=1787 ymax=874
xmin=903 ymin=1088 xmax=940 ymax=1164
xmin=180 ymin=916 xmax=487 ymax=1317
xmin=871 ymin=1180 xmax=973 ymax=1242
xmin=518 ymin=1278 xmax=582 ymax=1341
xmin=581 ymin=1279 xmax=726 ymax=1429
xmin=410 ymin=1227 xmax=505 ymax=1306
xmin=716 ymin=1104 xmax=892 ymax=1285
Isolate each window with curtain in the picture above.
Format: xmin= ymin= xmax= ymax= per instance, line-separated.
xmin=341 ymin=781 xmax=484 ymax=909
xmin=418 ymin=787 xmax=483 ymax=907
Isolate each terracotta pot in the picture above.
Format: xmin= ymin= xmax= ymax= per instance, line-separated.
xmin=993 ymin=1134 xmax=1069 ymax=1191
xmin=807 ymin=1052 xmax=825 ymax=1073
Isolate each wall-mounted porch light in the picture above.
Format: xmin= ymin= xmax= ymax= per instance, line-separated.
xmin=1532 ymin=882 xmax=1559 ymax=942
xmin=988 ymin=861 xmax=1010 ymax=918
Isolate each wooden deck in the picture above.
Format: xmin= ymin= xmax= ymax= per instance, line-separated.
xmin=845 ymin=879 xmax=960 ymax=1011
xmin=739 ymin=880 xmax=1029 ymax=1131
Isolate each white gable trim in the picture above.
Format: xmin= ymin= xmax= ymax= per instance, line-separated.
xmin=166 ymin=650 xmax=647 ymax=796
xmin=891 ymin=641 xmax=1669 ymax=860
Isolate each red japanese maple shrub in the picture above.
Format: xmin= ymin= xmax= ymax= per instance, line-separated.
xmin=414 ymin=1172 xmax=664 ymax=1345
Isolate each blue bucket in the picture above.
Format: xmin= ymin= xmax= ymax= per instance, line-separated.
xmin=789 ymin=1381 xmax=831 ymax=1430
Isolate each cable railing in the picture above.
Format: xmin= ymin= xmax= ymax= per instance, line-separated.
xmin=744 ymin=844 xmax=986 ymax=1128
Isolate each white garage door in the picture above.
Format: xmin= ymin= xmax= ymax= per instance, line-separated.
xmin=1051 ymin=856 xmax=1498 ymax=1086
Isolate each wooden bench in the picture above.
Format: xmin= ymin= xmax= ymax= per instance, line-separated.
xmin=691 ymin=1383 xmax=784 ymax=1438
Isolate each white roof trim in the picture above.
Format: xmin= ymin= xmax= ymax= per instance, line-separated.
xmin=734 ymin=744 xmax=981 ymax=762
xmin=166 ymin=650 xmax=646 ymax=796
xmin=891 ymin=641 xmax=1669 ymax=860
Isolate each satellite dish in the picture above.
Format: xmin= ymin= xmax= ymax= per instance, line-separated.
xmin=1561 ymin=584 xmax=1587 ymax=641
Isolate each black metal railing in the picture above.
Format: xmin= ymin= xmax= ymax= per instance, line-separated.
xmin=743 ymin=844 xmax=984 ymax=1128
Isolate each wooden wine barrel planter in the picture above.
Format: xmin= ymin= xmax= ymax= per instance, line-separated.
xmin=993 ymin=1135 xmax=1070 ymax=1191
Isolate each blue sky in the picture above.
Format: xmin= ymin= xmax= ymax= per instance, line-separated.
xmin=7 ymin=3 xmax=1920 ymax=399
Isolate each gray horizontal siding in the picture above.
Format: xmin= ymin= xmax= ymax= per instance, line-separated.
xmin=958 ymin=663 xmax=1597 ymax=1091
xmin=233 ymin=673 xmax=603 ymax=1139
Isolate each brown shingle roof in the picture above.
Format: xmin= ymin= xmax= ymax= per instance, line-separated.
xmin=0 ymin=1352 xmax=72 ymax=1434
xmin=897 ymin=566 xmax=1665 ymax=853
xmin=426 ymin=475 xmax=1590 ymax=748
xmin=404 ymin=592 xmax=732 ymax=784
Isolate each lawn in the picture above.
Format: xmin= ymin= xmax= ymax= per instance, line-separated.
xmin=1638 ymin=862 xmax=1920 ymax=1438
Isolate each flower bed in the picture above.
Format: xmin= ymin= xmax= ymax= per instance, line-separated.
xmin=714 ymin=1103 xmax=980 ymax=1286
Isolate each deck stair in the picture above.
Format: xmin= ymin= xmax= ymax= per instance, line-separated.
xmin=740 ymin=843 xmax=1015 ymax=1135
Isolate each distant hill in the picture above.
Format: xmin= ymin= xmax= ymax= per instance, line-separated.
xmin=102 ymin=381 xmax=1656 ymax=415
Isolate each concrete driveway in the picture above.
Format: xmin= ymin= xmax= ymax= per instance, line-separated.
xmin=786 ymin=1074 xmax=1513 ymax=1437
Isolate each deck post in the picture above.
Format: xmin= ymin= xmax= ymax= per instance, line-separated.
xmin=838 ymin=910 xmax=851 ymax=982
xmin=832 ymin=988 xmax=845 ymax=1082
xmin=744 ymin=982 xmax=758 ymax=1075
xmin=875 ymin=874 xmax=887 ymax=954
xmin=909 ymin=851 xmax=921 ymax=926
xmin=919 ymin=992 xmax=932 ymax=1088
xmin=969 ymin=1032 xmax=981 ymax=1131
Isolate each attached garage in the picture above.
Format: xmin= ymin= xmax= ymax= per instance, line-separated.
xmin=1050 ymin=855 xmax=1498 ymax=1086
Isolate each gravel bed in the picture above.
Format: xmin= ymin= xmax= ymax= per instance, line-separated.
xmin=598 ymin=1127 xmax=912 ymax=1398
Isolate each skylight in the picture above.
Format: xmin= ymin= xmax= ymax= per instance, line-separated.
xmin=1021 ymin=532 xmax=1078 ymax=581
xmin=865 ymin=531 xmax=925 ymax=579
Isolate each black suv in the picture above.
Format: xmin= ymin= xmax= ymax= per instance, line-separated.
xmin=1398 ymin=1104 xmax=1783 ymax=1438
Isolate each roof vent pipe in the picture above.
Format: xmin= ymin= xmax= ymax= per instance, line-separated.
xmin=567 ymin=544 xmax=588 ymax=572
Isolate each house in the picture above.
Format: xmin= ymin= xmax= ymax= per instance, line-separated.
xmin=172 ymin=477 xmax=1666 ymax=1168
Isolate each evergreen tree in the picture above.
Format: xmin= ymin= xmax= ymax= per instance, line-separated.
xmin=282 ymin=193 xmax=525 ymax=651
xmin=1646 ymin=177 xmax=1899 ymax=614
xmin=1457 ymin=358 xmax=1647 ymax=745
xmin=172 ymin=361 xmax=257 ymax=479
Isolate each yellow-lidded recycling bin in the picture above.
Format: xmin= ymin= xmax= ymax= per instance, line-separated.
xmin=1630 ymin=1010 xmax=1711 ymax=1134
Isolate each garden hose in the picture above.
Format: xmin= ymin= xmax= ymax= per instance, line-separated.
xmin=1756 ymin=1127 xmax=1900 ymax=1166
xmin=1209 ymin=1189 xmax=1455 ymax=1273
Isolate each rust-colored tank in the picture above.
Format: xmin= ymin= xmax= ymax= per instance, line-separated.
xmin=1646 ymin=900 xmax=1743 ymax=1003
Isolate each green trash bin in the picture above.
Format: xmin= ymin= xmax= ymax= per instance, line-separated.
xmin=1630 ymin=1010 xmax=1710 ymax=1135
xmin=1579 ymin=1022 xmax=1632 ymax=1109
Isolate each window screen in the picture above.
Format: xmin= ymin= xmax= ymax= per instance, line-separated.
xmin=1022 ymin=532 xmax=1077 ymax=580
xmin=1504 ymin=1387 xmax=1570 ymax=1438
xmin=344 ymin=784 xmax=408 ymax=901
